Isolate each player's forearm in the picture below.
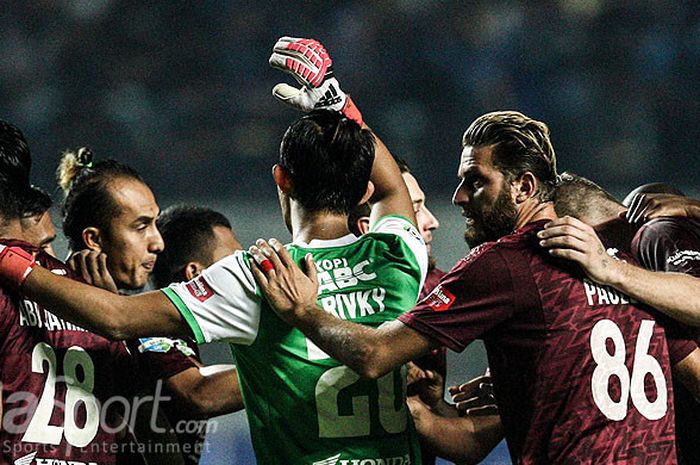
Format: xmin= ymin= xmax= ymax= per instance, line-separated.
xmin=366 ymin=127 xmax=416 ymax=225
xmin=606 ymin=261 xmax=700 ymax=326
xmin=22 ymin=266 xmax=187 ymax=339
xmin=412 ymin=406 xmax=504 ymax=465
xmin=23 ymin=265 xmax=135 ymax=339
xmin=292 ymin=304 xmax=411 ymax=379
xmin=167 ymin=367 xmax=244 ymax=418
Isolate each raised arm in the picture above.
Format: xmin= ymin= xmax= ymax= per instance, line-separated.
xmin=0 ymin=245 xmax=188 ymax=339
xmin=538 ymin=216 xmax=700 ymax=326
xmin=268 ymin=36 xmax=415 ymax=225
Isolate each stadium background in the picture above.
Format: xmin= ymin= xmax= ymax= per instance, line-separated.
xmin=2 ymin=1 xmax=699 ymax=463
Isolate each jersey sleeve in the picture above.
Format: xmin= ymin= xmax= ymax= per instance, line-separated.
xmin=398 ymin=246 xmax=515 ymax=352
xmin=162 ymin=251 xmax=261 ymax=345
xmin=634 ymin=218 xmax=700 ymax=361
xmin=635 ymin=218 xmax=700 ymax=276
xmin=131 ymin=337 xmax=200 ymax=381
xmin=370 ymin=215 xmax=429 ymax=291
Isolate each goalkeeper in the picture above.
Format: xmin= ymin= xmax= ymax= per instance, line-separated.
xmin=0 ymin=37 xmax=428 ymax=464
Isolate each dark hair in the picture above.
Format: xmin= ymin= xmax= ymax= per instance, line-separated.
xmin=152 ymin=205 xmax=233 ymax=288
xmin=554 ymin=171 xmax=622 ymax=220
xmin=22 ymin=185 xmax=53 ymax=219
xmin=57 ymin=147 xmax=146 ymax=251
xmin=279 ymin=110 xmax=375 ymax=215
xmin=347 ymin=202 xmax=371 ymax=236
xmin=0 ymin=120 xmax=33 ymax=220
xmin=462 ymin=111 xmax=558 ymax=202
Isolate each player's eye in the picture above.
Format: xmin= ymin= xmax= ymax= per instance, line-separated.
xmin=472 ymin=179 xmax=484 ymax=189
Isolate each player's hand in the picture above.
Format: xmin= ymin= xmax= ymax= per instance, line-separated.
xmin=248 ymin=238 xmax=319 ymax=325
xmin=624 ymin=193 xmax=700 ymax=224
xmin=67 ymin=250 xmax=118 ymax=293
xmin=448 ymin=372 xmax=498 ymax=416
xmin=0 ymin=244 xmax=36 ymax=289
xmin=269 ymin=36 xmax=363 ymax=125
xmin=406 ymin=361 xmax=445 ymax=409
xmin=538 ymin=216 xmax=622 ymax=285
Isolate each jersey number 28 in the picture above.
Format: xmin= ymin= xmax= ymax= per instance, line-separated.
xmin=22 ymin=342 xmax=99 ymax=447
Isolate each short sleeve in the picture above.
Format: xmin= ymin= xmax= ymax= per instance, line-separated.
xmin=398 ymin=246 xmax=515 ymax=352
xmin=370 ymin=215 xmax=429 ymax=290
xmin=162 ymin=251 xmax=261 ymax=345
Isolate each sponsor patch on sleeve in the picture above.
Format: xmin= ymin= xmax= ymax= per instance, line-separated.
xmin=425 ymin=285 xmax=456 ymax=311
xmin=186 ymin=275 xmax=216 ymax=302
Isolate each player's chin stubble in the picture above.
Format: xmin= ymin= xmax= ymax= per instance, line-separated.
xmin=463 ymin=189 xmax=518 ymax=248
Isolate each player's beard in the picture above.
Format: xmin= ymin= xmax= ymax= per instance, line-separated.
xmin=463 ymin=183 xmax=518 ymax=247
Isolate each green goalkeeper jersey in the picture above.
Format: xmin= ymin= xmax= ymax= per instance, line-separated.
xmin=163 ymin=215 xmax=428 ymax=465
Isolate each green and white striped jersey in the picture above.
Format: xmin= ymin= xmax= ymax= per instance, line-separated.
xmin=163 ymin=215 xmax=428 ymax=465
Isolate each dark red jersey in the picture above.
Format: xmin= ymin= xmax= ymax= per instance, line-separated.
xmin=413 ymin=267 xmax=447 ymax=465
xmin=632 ymin=217 xmax=700 ymax=465
xmin=399 ymin=220 xmax=687 ymax=464
xmin=126 ymin=337 xmax=204 ymax=465
xmin=0 ymin=240 xmax=137 ymax=465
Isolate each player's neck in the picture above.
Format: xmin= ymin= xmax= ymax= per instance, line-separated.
xmin=290 ymin=207 xmax=352 ymax=244
xmin=514 ymin=200 xmax=556 ymax=230
xmin=0 ymin=217 xmax=23 ymax=241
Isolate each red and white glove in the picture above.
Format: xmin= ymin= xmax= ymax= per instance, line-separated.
xmin=269 ymin=36 xmax=363 ymax=126
xmin=0 ymin=244 xmax=36 ymax=289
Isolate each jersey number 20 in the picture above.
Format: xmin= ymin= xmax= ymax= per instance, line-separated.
xmin=590 ymin=319 xmax=667 ymax=421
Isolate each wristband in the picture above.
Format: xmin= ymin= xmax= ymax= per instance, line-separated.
xmin=0 ymin=245 xmax=36 ymax=289
xmin=342 ymin=96 xmax=363 ymax=127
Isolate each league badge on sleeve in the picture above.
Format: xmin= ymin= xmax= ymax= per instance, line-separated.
xmin=425 ymin=285 xmax=456 ymax=311
xmin=186 ymin=275 xmax=216 ymax=302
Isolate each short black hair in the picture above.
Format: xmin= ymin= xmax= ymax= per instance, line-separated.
xmin=22 ymin=185 xmax=53 ymax=219
xmin=152 ymin=205 xmax=233 ymax=288
xmin=279 ymin=110 xmax=375 ymax=215
xmin=0 ymin=120 xmax=33 ymax=220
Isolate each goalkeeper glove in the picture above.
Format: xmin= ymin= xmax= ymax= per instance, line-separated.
xmin=269 ymin=36 xmax=363 ymax=126
xmin=0 ymin=244 xmax=36 ymax=289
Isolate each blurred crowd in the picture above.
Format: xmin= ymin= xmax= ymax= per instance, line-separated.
xmin=1 ymin=1 xmax=698 ymax=202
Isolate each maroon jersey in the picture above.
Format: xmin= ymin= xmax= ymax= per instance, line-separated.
xmin=413 ymin=267 xmax=447 ymax=465
xmin=0 ymin=240 xmax=137 ymax=465
xmin=399 ymin=220 xmax=689 ymax=464
xmin=126 ymin=337 xmax=205 ymax=465
xmin=632 ymin=217 xmax=700 ymax=465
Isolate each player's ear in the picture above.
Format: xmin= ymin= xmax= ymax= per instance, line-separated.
xmin=513 ymin=172 xmax=538 ymax=203
xmin=355 ymin=217 xmax=370 ymax=235
xmin=359 ymin=181 xmax=375 ymax=205
xmin=82 ymin=227 xmax=103 ymax=252
xmin=273 ymin=164 xmax=293 ymax=194
xmin=184 ymin=262 xmax=204 ymax=281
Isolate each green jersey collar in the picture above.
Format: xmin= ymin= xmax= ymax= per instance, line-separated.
xmin=292 ymin=233 xmax=358 ymax=249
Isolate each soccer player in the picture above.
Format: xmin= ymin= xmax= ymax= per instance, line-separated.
xmin=0 ymin=120 xmax=137 ymax=465
xmin=56 ymin=150 xmax=243 ymax=464
xmin=549 ymin=174 xmax=700 ymax=465
xmin=0 ymin=38 xmax=428 ymax=464
xmin=151 ymin=205 xmax=241 ymax=288
xmin=247 ymin=111 xmax=695 ymax=464
xmin=348 ymin=157 xmax=447 ymax=465
xmin=150 ymin=204 xmax=242 ymax=465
